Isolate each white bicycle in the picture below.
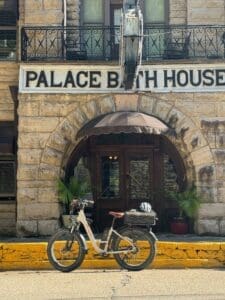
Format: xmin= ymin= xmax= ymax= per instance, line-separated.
xmin=47 ymin=199 xmax=157 ymax=272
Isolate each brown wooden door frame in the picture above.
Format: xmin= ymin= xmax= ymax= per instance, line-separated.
xmin=92 ymin=145 xmax=157 ymax=228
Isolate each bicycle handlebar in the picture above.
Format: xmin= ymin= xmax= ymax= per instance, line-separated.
xmin=70 ymin=198 xmax=94 ymax=210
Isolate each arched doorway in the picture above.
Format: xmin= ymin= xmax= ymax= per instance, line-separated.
xmin=66 ymin=132 xmax=186 ymax=232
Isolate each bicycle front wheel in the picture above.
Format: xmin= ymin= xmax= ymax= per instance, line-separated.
xmin=47 ymin=229 xmax=86 ymax=272
xmin=113 ymin=227 xmax=156 ymax=271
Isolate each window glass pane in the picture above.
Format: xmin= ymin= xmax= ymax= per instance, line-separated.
xmin=0 ymin=0 xmax=17 ymax=25
xmin=83 ymin=0 xmax=103 ymax=23
xmin=101 ymin=156 xmax=119 ymax=198
xmin=0 ymin=161 xmax=15 ymax=196
xmin=144 ymin=0 xmax=165 ymax=23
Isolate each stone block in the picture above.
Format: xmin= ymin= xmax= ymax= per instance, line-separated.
xmin=115 ymin=94 xmax=138 ymax=111
xmin=216 ymin=164 xmax=225 ymax=180
xmin=196 ymin=219 xmax=219 ymax=235
xmin=39 ymin=100 xmax=77 ymax=117
xmin=198 ymin=203 xmax=225 ymax=218
xmin=139 ymin=95 xmax=155 ymax=115
xmin=18 ymin=149 xmax=42 ymax=164
xmin=38 ymin=187 xmax=58 ymax=203
xmin=18 ymin=101 xmax=39 ymax=116
xmin=17 ymin=220 xmax=38 ymax=237
xmin=41 ymin=147 xmax=63 ymax=167
xmin=38 ymin=220 xmax=60 ymax=235
xmin=17 ymin=188 xmax=38 ymax=203
xmin=38 ymin=163 xmax=60 ymax=180
xmin=191 ymin=147 xmax=213 ymax=167
xmin=25 ymin=0 xmax=43 ymax=11
xmin=219 ymin=220 xmax=225 ymax=235
xmin=98 ymin=96 xmax=115 ymax=114
xmin=17 ymin=164 xmax=39 ymax=181
xmin=25 ymin=11 xmax=63 ymax=25
xmin=213 ymin=150 xmax=225 ymax=164
xmin=47 ymin=131 xmax=69 ymax=152
xmin=81 ymin=101 xmax=99 ymax=121
xmin=43 ymin=0 xmax=62 ymax=10
xmin=17 ymin=203 xmax=61 ymax=220
xmin=18 ymin=132 xmax=50 ymax=149
xmin=153 ymin=100 xmax=172 ymax=121
xmin=58 ymin=119 xmax=77 ymax=143
xmin=19 ymin=117 xmax=59 ymax=133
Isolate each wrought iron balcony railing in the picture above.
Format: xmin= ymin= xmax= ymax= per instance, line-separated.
xmin=21 ymin=25 xmax=225 ymax=62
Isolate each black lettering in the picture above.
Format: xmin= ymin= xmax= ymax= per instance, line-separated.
xmin=164 ymin=70 xmax=176 ymax=87
xmin=107 ymin=71 xmax=119 ymax=88
xmin=36 ymin=70 xmax=48 ymax=87
xmin=26 ymin=71 xmax=38 ymax=87
xmin=50 ymin=71 xmax=62 ymax=87
xmin=77 ymin=71 xmax=88 ymax=88
xmin=216 ymin=69 xmax=225 ymax=86
xmin=190 ymin=70 xmax=202 ymax=87
xmin=63 ymin=71 xmax=76 ymax=87
xmin=145 ymin=71 xmax=158 ymax=88
xmin=177 ymin=70 xmax=188 ymax=87
xmin=90 ymin=71 xmax=101 ymax=88
xmin=203 ymin=69 xmax=215 ymax=86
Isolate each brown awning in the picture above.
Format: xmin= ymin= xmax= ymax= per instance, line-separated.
xmin=76 ymin=112 xmax=173 ymax=139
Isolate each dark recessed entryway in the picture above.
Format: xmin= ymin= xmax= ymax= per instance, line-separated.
xmin=66 ymin=133 xmax=186 ymax=232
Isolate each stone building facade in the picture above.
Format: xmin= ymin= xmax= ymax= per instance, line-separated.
xmin=1 ymin=0 xmax=225 ymax=236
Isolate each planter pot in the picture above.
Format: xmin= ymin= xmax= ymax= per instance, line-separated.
xmin=62 ymin=215 xmax=72 ymax=228
xmin=170 ymin=218 xmax=188 ymax=234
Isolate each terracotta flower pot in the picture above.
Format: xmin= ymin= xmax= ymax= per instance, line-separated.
xmin=170 ymin=218 xmax=188 ymax=234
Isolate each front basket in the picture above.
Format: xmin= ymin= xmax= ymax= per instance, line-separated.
xmin=124 ymin=210 xmax=157 ymax=226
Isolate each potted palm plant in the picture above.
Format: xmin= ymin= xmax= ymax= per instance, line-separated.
xmin=168 ymin=186 xmax=201 ymax=234
xmin=57 ymin=176 xmax=90 ymax=227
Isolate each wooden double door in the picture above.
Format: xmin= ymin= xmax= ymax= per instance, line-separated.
xmin=92 ymin=145 xmax=163 ymax=230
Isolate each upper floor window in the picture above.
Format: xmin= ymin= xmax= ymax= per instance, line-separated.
xmin=0 ymin=0 xmax=17 ymax=60
xmin=144 ymin=0 xmax=166 ymax=24
xmin=82 ymin=0 xmax=104 ymax=24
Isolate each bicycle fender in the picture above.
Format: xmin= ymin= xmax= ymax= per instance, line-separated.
xmin=79 ymin=233 xmax=88 ymax=252
xmin=148 ymin=230 xmax=158 ymax=241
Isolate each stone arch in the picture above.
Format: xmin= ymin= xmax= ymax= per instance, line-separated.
xmin=39 ymin=93 xmax=216 ymax=204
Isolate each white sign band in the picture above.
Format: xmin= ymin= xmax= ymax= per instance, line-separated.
xmin=19 ymin=64 xmax=225 ymax=93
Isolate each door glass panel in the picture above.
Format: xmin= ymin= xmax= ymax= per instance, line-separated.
xmin=144 ymin=0 xmax=165 ymax=23
xmin=83 ymin=0 xmax=103 ymax=23
xmin=101 ymin=156 xmax=119 ymax=198
xmin=129 ymin=158 xmax=151 ymax=200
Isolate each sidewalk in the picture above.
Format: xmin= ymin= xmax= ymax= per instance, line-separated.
xmin=0 ymin=234 xmax=225 ymax=271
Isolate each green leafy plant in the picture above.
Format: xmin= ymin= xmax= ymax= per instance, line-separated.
xmin=168 ymin=186 xmax=201 ymax=219
xmin=57 ymin=176 xmax=90 ymax=214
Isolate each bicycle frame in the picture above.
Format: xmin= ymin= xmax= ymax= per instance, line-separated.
xmin=71 ymin=208 xmax=136 ymax=255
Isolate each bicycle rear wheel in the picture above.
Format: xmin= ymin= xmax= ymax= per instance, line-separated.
xmin=47 ymin=229 xmax=86 ymax=272
xmin=113 ymin=226 xmax=156 ymax=271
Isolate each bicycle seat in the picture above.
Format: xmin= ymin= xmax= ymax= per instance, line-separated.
xmin=109 ymin=211 xmax=124 ymax=219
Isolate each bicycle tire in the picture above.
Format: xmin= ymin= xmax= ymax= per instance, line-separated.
xmin=47 ymin=228 xmax=86 ymax=272
xmin=112 ymin=226 xmax=156 ymax=271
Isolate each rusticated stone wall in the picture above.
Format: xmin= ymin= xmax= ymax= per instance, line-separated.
xmin=17 ymin=90 xmax=225 ymax=236
xmin=169 ymin=0 xmax=187 ymax=25
xmin=187 ymin=0 xmax=225 ymax=25
xmin=23 ymin=0 xmax=63 ymax=26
